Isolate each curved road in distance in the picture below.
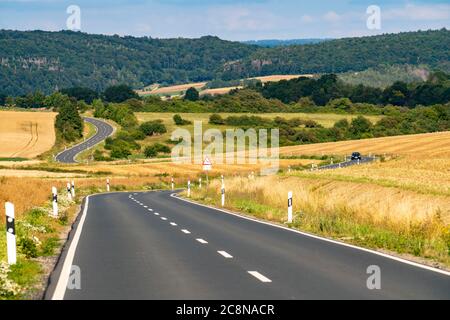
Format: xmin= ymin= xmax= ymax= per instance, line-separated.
xmin=47 ymin=190 xmax=450 ymax=300
xmin=319 ymin=156 xmax=377 ymax=170
xmin=55 ymin=117 xmax=114 ymax=164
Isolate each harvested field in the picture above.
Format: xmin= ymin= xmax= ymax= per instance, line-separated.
xmin=0 ymin=111 xmax=57 ymax=159
xmin=280 ymin=131 xmax=450 ymax=158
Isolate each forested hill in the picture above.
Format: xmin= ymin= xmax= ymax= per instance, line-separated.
xmin=0 ymin=29 xmax=449 ymax=96
xmin=0 ymin=31 xmax=257 ymax=96
xmin=232 ymin=29 xmax=450 ymax=79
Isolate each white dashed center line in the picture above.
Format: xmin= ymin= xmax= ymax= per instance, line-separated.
xmin=196 ymin=239 xmax=208 ymax=244
xmin=248 ymin=271 xmax=272 ymax=283
xmin=161 ymin=217 xmax=167 ymax=221
xmin=170 ymin=222 xmax=177 ymax=226
xmin=181 ymin=229 xmax=191 ymax=234
xmin=154 ymin=213 xmax=160 ymax=216
xmin=148 ymin=209 xmax=153 ymax=212
xmin=217 ymin=251 xmax=233 ymax=258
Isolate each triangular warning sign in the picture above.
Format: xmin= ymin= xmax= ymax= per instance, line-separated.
xmin=203 ymin=157 xmax=212 ymax=166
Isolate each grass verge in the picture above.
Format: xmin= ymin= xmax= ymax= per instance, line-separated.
xmin=186 ymin=175 xmax=450 ymax=269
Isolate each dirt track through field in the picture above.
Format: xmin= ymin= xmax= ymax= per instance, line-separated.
xmin=0 ymin=111 xmax=56 ymax=158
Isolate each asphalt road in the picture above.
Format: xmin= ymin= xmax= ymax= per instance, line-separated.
xmin=47 ymin=190 xmax=450 ymax=300
xmin=319 ymin=156 xmax=377 ymax=170
xmin=55 ymin=117 xmax=114 ymax=164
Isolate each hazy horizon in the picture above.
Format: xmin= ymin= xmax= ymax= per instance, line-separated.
xmin=0 ymin=0 xmax=449 ymax=41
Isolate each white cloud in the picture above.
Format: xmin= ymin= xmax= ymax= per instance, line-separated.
xmin=207 ymin=6 xmax=277 ymax=32
xmin=300 ymin=15 xmax=314 ymax=23
xmin=384 ymin=4 xmax=450 ymax=21
xmin=323 ymin=11 xmax=341 ymax=23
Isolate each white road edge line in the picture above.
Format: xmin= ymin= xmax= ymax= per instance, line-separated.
xmin=181 ymin=229 xmax=191 ymax=234
xmin=248 ymin=271 xmax=272 ymax=283
xmin=52 ymin=196 xmax=90 ymax=300
xmin=170 ymin=193 xmax=450 ymax=277
xmin=218 ymin=251 xmax=233 ymax=258
xmin=196 ymin=239 xmax=208 ymax=244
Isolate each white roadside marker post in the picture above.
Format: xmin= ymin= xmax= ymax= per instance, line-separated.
xmin=171 ymin=177 xmax=174 ymax=191
xmin=288 ymin=165 xmax=291 ymax=173
xmin=288 ymin=191 xmax=293 ymax=223
xmin=331 ymin=157 xmax=334 ymax=165
xmin=71 ymin=180 xmax=75 ymax=198
xmin=67 ymin=182 xmax=72 ymax=202
xmin=221 ymin=180 xmax=225 ymax=207
xmin=199 ymin=178 xmax=202 ymax=189
xmin=5 ymin=202 xmax=16 ymax=265
xmin=52 ymin=186 xmax=58 ymax=217
xmin=106 ymin=178 xmax=110 ymax=192
xmin=187 ymin=180 xmax=191 ymax=197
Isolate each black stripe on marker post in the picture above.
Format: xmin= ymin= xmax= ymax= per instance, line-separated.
xmin=6 ymin=216 xmax=15 ymax=236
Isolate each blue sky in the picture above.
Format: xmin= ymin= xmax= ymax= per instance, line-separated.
xmin=0 ymin=0 xmax=449 ymax=40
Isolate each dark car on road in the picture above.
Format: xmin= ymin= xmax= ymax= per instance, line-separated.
xmin=351 ymin=152 xmax=362 ymax=161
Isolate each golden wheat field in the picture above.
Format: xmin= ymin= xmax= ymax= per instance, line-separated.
xmin=251 ymin=74 xmax=313 ymax=83
xmin=200 ymin=86 xmax=244 ymax=96
xmin=0 ymin=111 xmax=57 ymax=158
xmin=136 ymin=75 xmax=314 ymax=97
xmin=63 ymin=158 xmax=318 ymax=177
xmin=279 ymin=131 xmax=450 ymax=157
xmin=194 ymin=175 xmax=450 ymax=225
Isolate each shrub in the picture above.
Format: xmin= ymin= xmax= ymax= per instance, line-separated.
xmin=18 ymin=238 xmax=38 ymax=258
xmin=144 ymin=143 xmax=171 ymax=158
xmin=153 ymin=143 xmax=171 ymax=153
xmin=111 ymin=146 xmax=132 ymax=159
xmin=140 ymin=121 xmax=167 ymax=136
xmin=209 ymin=114 xmax=225 ymax=125
xmin=173 ymin=114 xmax=192 ymax=125
xmin=144 ymin=146 xmax=158 ymax=158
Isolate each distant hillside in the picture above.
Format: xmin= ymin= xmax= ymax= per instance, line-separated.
xmin=242 ymin=39 xmax=330 ymax=47
xmin=0 ymin=31 xmax=257 ymax=96
xmin=223 ymin=29 xmax=450 ymax=80
xmin=339 ymin=65 xmax=430 ymax=89
xmin=0 ymin=29 xmax=449 ymax=96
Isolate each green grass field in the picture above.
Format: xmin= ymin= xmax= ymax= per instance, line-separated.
xmin=135 ymin=112 xmax=383 ymax=148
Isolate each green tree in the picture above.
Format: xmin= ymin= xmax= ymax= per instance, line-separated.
xmin=0 ymin=93 xmax=6 ymax=106
xmin=349 ymin=116 xmax=373 ymax=138
xmin=103 ymin=84 xmax=139 ymax=103
xmin=184 ymin=87 xmax=199 ymax=101
xmin=55 ymin=100 xmax=83 ymax=142
xmin=60 ymin=87 xmax=98 ymax=104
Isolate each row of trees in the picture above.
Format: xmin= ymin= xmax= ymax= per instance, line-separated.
xmin=0 ymin=84 xmax=139 ymax=108
xmin=3 ymin=71 xmax=448 ymax=112
xmin=286 ymin=105 xmax=449 ymax=145
xmin=206 ymin=105 xmax=450 ymax=147
xmin=257 ymin=73 xmax=450 ymax=107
